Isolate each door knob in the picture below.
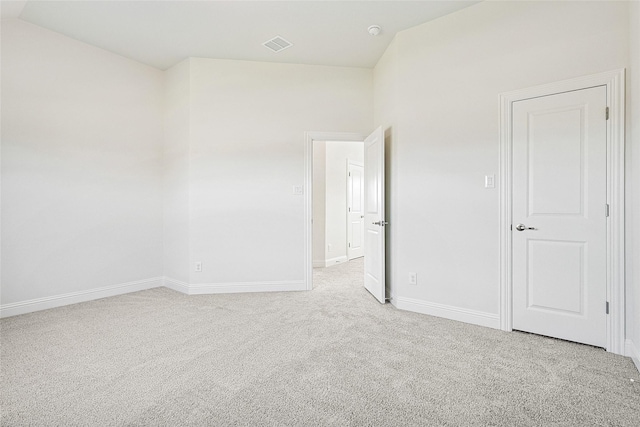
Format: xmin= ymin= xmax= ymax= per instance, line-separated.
xmin=372 ymin=221 xmax=389 ymax=226
xmin=515 ymin=224 xmax=535 ymax=231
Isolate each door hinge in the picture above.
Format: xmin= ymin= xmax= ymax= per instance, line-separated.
xmin=606 ymin=107 xmax=609 ymax=120
xmin=605 ymin=204 xmax=610 ymax=217
xmin=606 ymin=301 xmax=610 ymax=314
xmin=348 ymin=243 xmax=351 ymax=247
xmin=348 ymin=207 xmax=351 ymax=212
xmin=349 ymin=172 xmax=351 ymax=177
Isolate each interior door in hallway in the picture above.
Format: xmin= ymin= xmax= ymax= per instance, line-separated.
xmin=512 ymin=86 xmax=607 ymax=347
xmin=364 ymin=126 xmax=386 ymax=303
xmin=347 ymin=160 xmax=364 ymax=260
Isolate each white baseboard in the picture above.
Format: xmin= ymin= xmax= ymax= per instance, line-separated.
xmin=324 ymin=256 xmax=348 ymax=267
xmin=395 ymin=296 xmax=501 ymax=329
xmin=163 ymin=277 xmax=306 ymax=295
xmin=0 ymin=277 xmax=163 ymax=318
xmin=1 ymin=276 xmax=308 ymax=317
xmin=625 ymin=339 xmax=640 ymax=373
xmin=312 ymin=256 xmax=348 ymax=268
xmin=388 ymin=290 xmax=397 ymax=307
xmin=188 ymin=280 xmax=306 ymax=295
xmin=163 ymin=277 xmax=190 ymax=294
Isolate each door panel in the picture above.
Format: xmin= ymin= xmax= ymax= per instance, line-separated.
xmin=347 ymin=161 xmax=364 ymax=260
xmin=512 ymin=86 xmax=607 ymax=347
xmin=528 ymin=107 xmax=584 ymax=216
xmin=364 ymin=127 xmax=386 ymax=303
xmin=527 ymin=240 xmax=585 ymax=315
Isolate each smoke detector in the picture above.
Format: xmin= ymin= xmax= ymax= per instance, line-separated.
xmin=368 ymin=25 xmax=382 ymax=36
xmin=263 ymin=36 xmax=293 ymax=53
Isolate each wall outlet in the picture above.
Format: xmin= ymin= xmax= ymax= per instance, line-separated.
xmin=485 ymin=175 xmax=495 ymax=189
xmin=293 ymin=185 xmax=304 ymax=195
xmin=408 ymin=272 xmax=417 ymax=285
xmin=195 ymin=262 xmax=202 ymax=272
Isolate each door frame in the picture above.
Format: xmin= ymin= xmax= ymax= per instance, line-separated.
xmin=499 ymin=69 xmax=626 ymax=354
xmin=304 ymin=132 xmax=365 ymax=290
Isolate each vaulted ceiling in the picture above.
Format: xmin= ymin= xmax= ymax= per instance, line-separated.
xmin=2 ymin=1 xmax=479 ymax=70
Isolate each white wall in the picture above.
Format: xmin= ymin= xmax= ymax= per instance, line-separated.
xmin=375 ymin=1 xmax=630 ymax=328
xmin=628 ymin=0 xmax=640 ymax=368
xmin=163 ymin=59 xmax=191 ymax=284
xmin=324 ymin=141 xmax=364 ymax=264
xmin=1 ymin=19 xmax=164 ymax=311
xmin=176 ymin=58 xmax=372 ymax=289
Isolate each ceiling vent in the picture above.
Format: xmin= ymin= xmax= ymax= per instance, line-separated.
xmin=263 ymin=36 xmax=293 ymax=53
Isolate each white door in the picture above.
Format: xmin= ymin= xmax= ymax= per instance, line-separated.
xmin=347 ymin=160 xmax=365 ymax=260
xmin=512 ymin=86 xmax=607 ymax=347
xmin=364 ymin=127 xmax=386 ymax=303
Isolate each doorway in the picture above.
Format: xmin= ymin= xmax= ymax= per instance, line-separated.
xmin=304 ymin=129 xmax=387 ymax=303
xmin=499 ymin=69 xmax=626 ymax=354
xmin=312 ymin=141 xmax=364 ymax=268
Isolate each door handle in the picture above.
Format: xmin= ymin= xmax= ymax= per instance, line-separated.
xmin=373 ymin=221 xmax=389 ymax=226
xmin=515 ymin=224 xmax=536 ymax=231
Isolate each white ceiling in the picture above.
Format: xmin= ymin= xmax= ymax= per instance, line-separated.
xmin=5 ymin=1 xmax=479 ymax=70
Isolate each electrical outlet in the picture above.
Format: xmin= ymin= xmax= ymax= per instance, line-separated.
xmin=408 ymin=272 xmax=417 ymax=285
xmin=485 ymin=175 xmax=495 ymax=189
xmin=293 ymin=185 xmax=304 ymax=195
xmin=195 ymin=262 xmax=202 ymax=272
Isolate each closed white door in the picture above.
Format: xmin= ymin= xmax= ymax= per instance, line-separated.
xmin=347 ymin=161 xmax=364 ymax=260
xmin=364 ymin=127 xmax=386 ymax=303
xmin=512 ymin=86 xmax=607 ymax=347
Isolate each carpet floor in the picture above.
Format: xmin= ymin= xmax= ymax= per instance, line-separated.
xmin=1 ymin=258 xmax=639 ymax=426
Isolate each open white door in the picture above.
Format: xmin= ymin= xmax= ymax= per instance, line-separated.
xmin=364 ymin=127 xmax=386 ymax=303
xmin=347 ymin=160 xmax=364 ymax=260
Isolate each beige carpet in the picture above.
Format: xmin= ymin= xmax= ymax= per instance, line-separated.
xmin=1 ymin=258 xmax=639 ymax=426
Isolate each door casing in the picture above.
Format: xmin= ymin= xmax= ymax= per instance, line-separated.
xmin=499 ymin=69 xmax=626 ymax=354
